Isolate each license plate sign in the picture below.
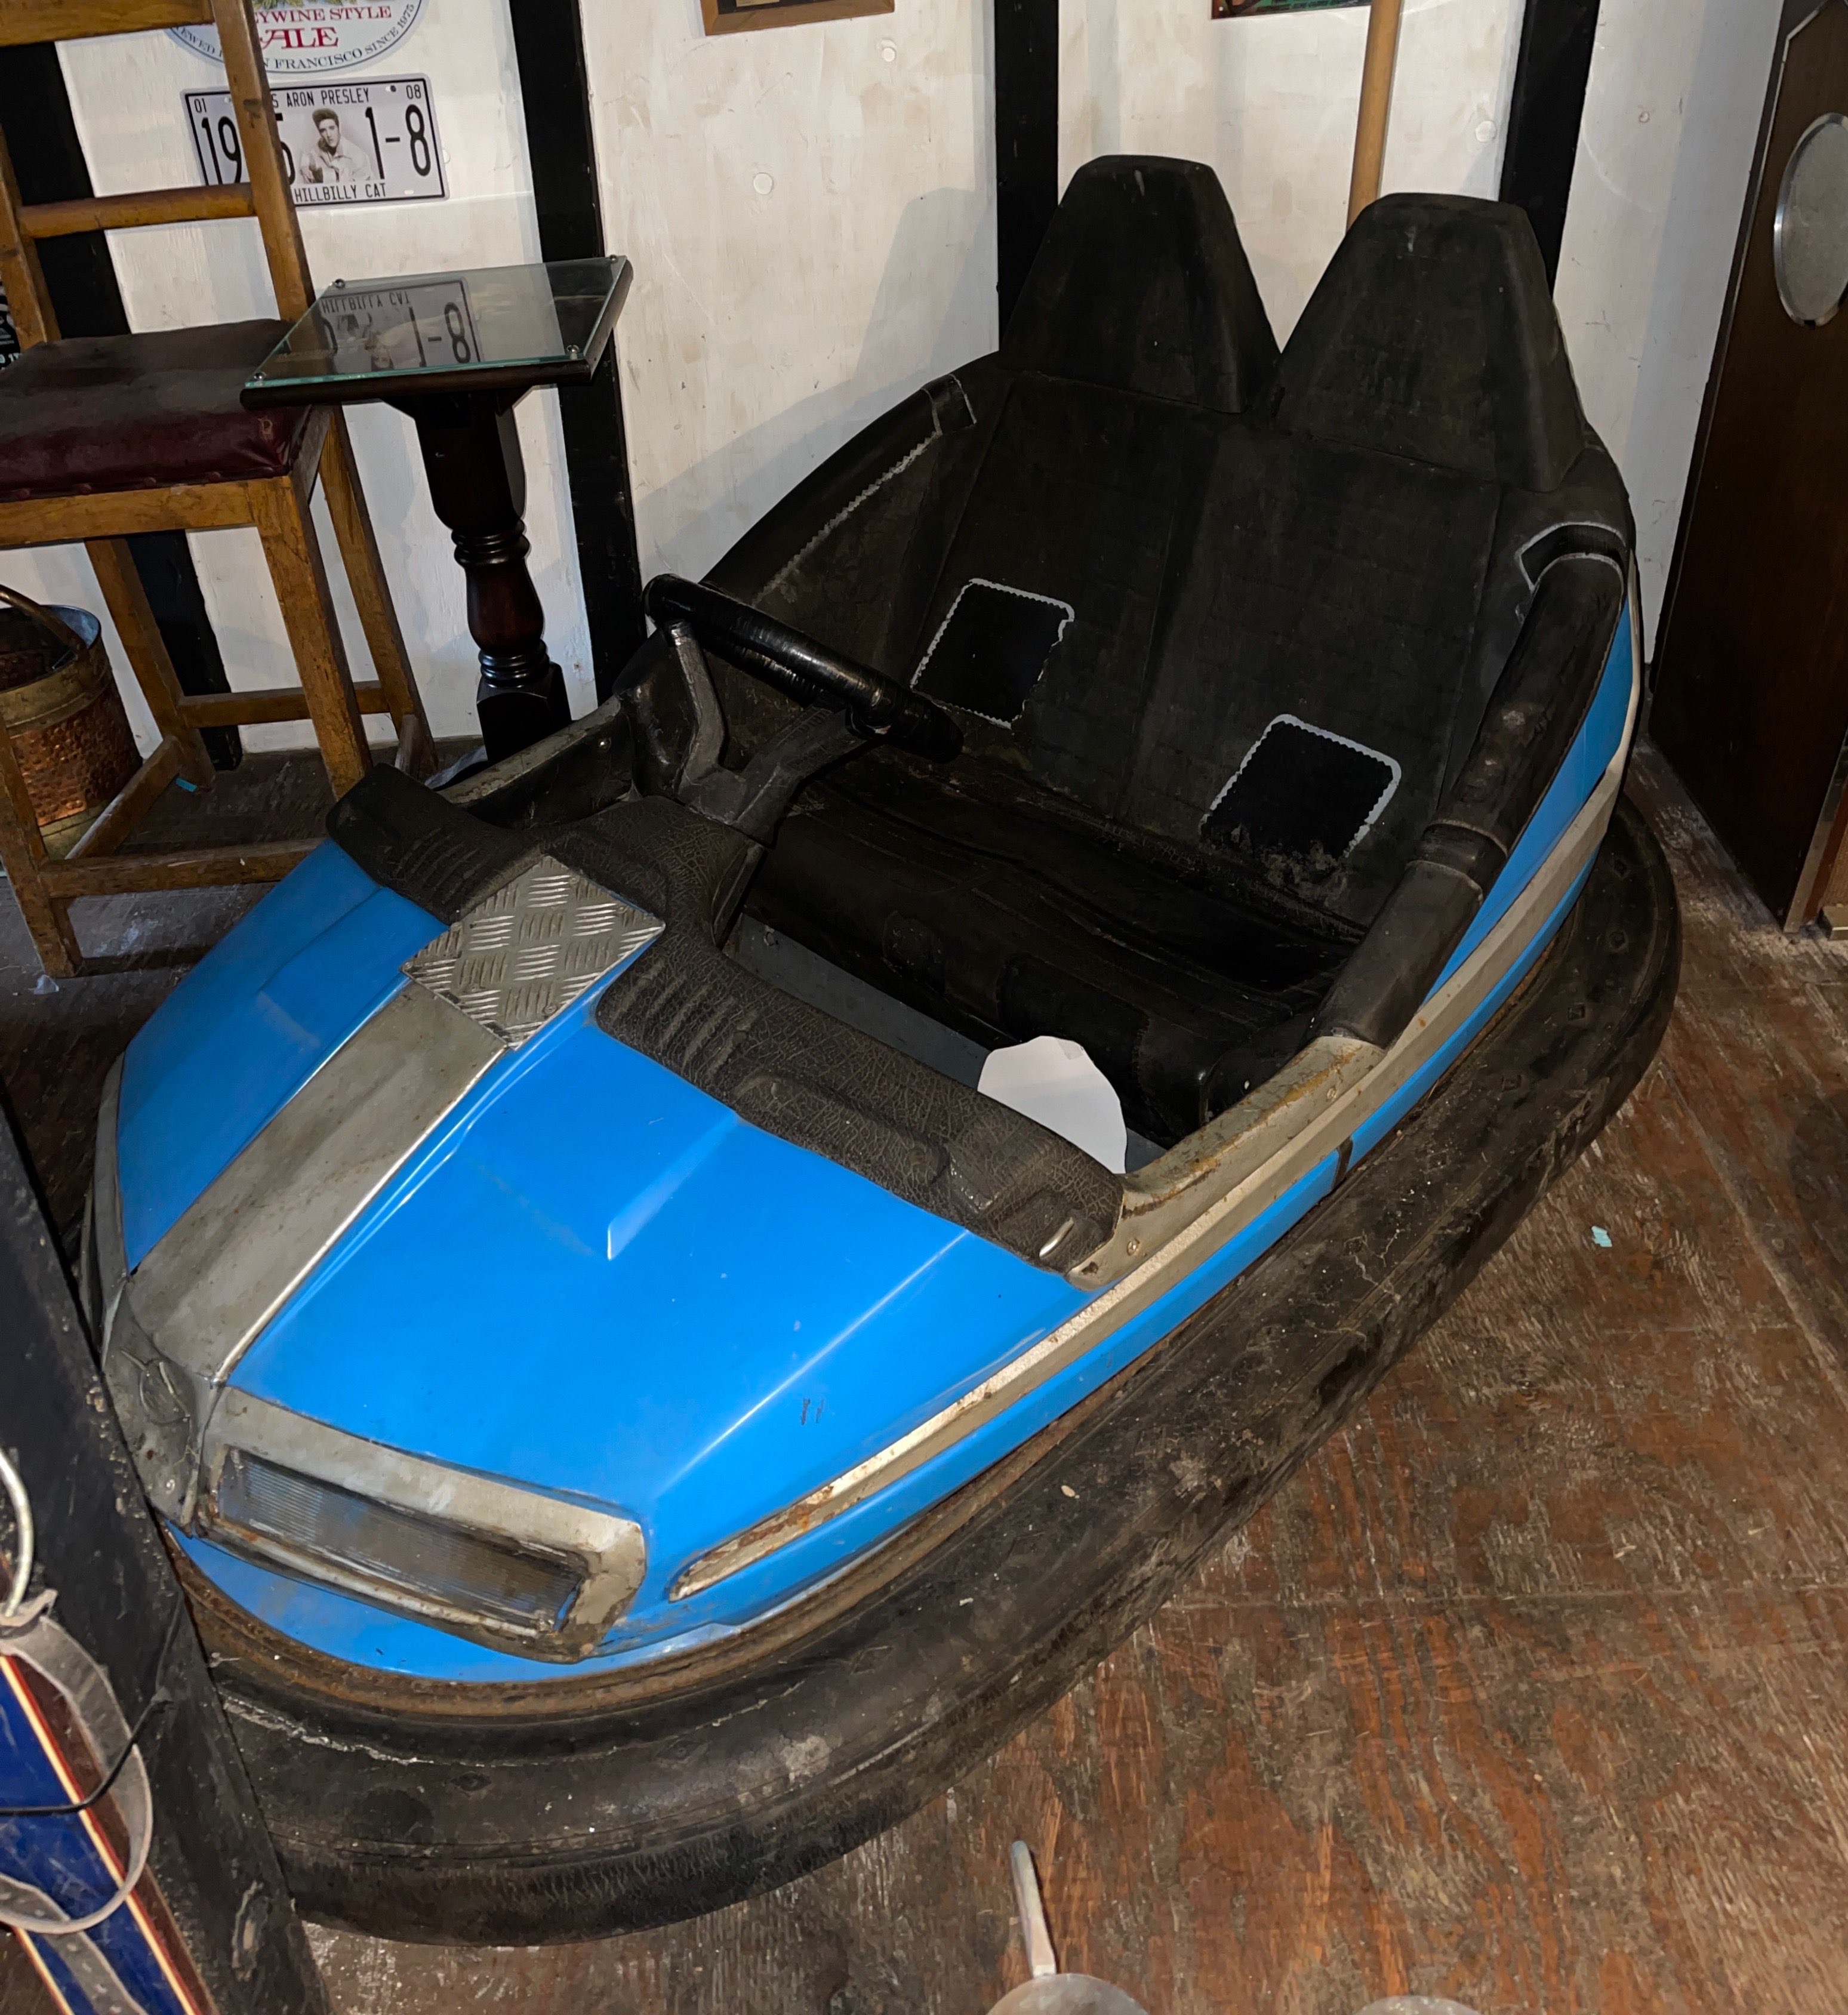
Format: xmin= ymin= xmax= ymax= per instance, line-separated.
xmin=186 ymin=78 xmax=445 ymax=207
xmin=316 ymin=279 xmax=483 ymax=376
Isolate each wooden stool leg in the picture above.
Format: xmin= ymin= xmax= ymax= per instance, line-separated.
xmin=318 ymin=415 xmax=433 ymax=775
xmin=248 ymin=477 xmax=372 ymax=799
xmin=0 ymin=708 xmax=81 ymax=976
xmin=84 ymin=539 xmax=214 ymax=790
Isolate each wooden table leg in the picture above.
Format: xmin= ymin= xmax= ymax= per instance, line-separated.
xmin=398 ymin=390 xmax=572 ymax=763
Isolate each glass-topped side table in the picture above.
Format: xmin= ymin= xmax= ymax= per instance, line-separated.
xmin=244 ymin=257 xmax=632 ymax=762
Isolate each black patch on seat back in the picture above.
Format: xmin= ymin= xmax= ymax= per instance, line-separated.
xmin=1202 ymin=716 xmax=1399 ymax=870
xmin=914 ymin=580 xmax=1073 ymax=726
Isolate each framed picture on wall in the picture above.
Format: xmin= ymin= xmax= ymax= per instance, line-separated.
xmin=1212 ymin=0 xmax=1363 ymax=16
xmin=701 ymin=0 xmax=892 ymax=33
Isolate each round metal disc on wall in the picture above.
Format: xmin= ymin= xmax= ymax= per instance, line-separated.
xmin=1775 ymin=110 xmax=1848 ymax=324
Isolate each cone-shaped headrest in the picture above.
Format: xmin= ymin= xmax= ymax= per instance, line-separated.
xmin=1275 ymin=193 xmax=1585 ymax=489
xmin=1001 ymin=155 xmax=1279 ymax=415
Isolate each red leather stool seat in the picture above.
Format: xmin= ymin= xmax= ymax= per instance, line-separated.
xmin=0 ymin=321 xmax=311 ymax=504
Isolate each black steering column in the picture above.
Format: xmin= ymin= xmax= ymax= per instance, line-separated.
xmin=644 ymin=575 xmax=963 ymax=768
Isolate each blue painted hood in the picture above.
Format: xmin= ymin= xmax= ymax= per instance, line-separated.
xmin=118 ymin=842 xmax=1087 ymax=1676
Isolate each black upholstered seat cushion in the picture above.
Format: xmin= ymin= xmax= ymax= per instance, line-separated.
xmin=753 ymin=759 xmax=1356 ymax=1145
xmin=0 ymin=322 xmax=310 ymax=504
xmin=891 ymin=377 xmax=1503 ymax=925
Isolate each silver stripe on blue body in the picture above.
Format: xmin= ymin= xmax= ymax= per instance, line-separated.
xmin=97 ymin=858 xmax=661 ymax=1651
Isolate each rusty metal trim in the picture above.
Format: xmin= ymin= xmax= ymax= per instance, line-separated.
xmin=198 ymin=1391 xmax=646 ymax=1662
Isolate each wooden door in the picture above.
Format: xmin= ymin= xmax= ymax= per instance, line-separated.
xmin=1653 ymin=0 xmax=1848 ymax=928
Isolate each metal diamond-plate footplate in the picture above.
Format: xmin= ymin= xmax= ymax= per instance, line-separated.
xmin=405 ymin=855 xmax=663 ymax=1048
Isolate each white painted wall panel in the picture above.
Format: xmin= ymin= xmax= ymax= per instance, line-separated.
xmin=584 ymin=0 xmax=996 ymax=583
xmin=1556 ymin=0 xmax=1782 ymax=630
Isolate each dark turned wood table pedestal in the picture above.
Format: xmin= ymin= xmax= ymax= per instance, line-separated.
xmin=403 ymin=392 xmax=567 ymax=759
xmin=244 ymin=258 xmax=632 ymax=763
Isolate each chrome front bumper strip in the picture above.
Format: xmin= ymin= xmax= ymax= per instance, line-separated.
xmin=88 ymin=859 xmax=660 ymax=1660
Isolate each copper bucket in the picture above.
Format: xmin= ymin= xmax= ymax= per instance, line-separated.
xmin=0 ymin=584 xmax=140 ymax=858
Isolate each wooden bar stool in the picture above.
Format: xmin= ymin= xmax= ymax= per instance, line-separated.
xmin=0 ymin=0 xmax=432 ymax=978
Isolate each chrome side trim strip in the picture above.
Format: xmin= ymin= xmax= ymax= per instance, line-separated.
xmin=129 ymin=861 xmax=663 ymax=1396
xmin=670 ymin=684 xmax=1638 ymax=1602
xmin=1073 ymin=1031 xmax=1381 ymax=1287
xmin=198 ymin=1391 xmax=647 ymax=1661
xmin=87 ymin=1056 xmax=125 ymax=1341
xmin=128 ymin=981 xmax=506 ymax=1390
xmin=88 ymin=1058 xmax=212 ymax=1529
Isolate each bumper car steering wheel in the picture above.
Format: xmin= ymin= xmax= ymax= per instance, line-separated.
xmin=644 ymin=574 xmax=962 ymax=766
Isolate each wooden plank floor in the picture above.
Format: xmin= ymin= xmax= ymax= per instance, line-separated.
xmin=4 ymin=744 xmax=1847 ymax=2013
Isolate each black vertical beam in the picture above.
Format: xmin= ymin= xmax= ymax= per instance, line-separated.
xmin=0 ymin=1093 xmax=331 ymax=2015
xmin=506 ymin=0 xmax=647 ymax=703
xmin=1498 ymin=0 xmax=1603 ymax=288
xmin=994 ymin=0 xmax=1060 ymax=332
xmin=0 ymin=44 xmax=242 ymax=769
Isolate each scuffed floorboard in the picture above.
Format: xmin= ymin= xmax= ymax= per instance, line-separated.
xmin=5 ymin=744 xmax=1847 ymax=2012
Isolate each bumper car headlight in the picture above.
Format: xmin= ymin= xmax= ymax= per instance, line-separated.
xmin=214 ymin=1452 xmax=586 ymax=1637
xmin=88 ymin=1063 xmax=644 ymax=1662
xmin=198 ymin=1392 xmax=647 ymax=1662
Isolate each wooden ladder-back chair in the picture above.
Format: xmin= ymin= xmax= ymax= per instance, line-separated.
xmin=0 ymin=0 xmax=432 ymax=976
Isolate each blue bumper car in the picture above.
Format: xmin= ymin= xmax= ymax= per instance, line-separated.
xmin=83 ymin=161 xmax=1677 ymax=1940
